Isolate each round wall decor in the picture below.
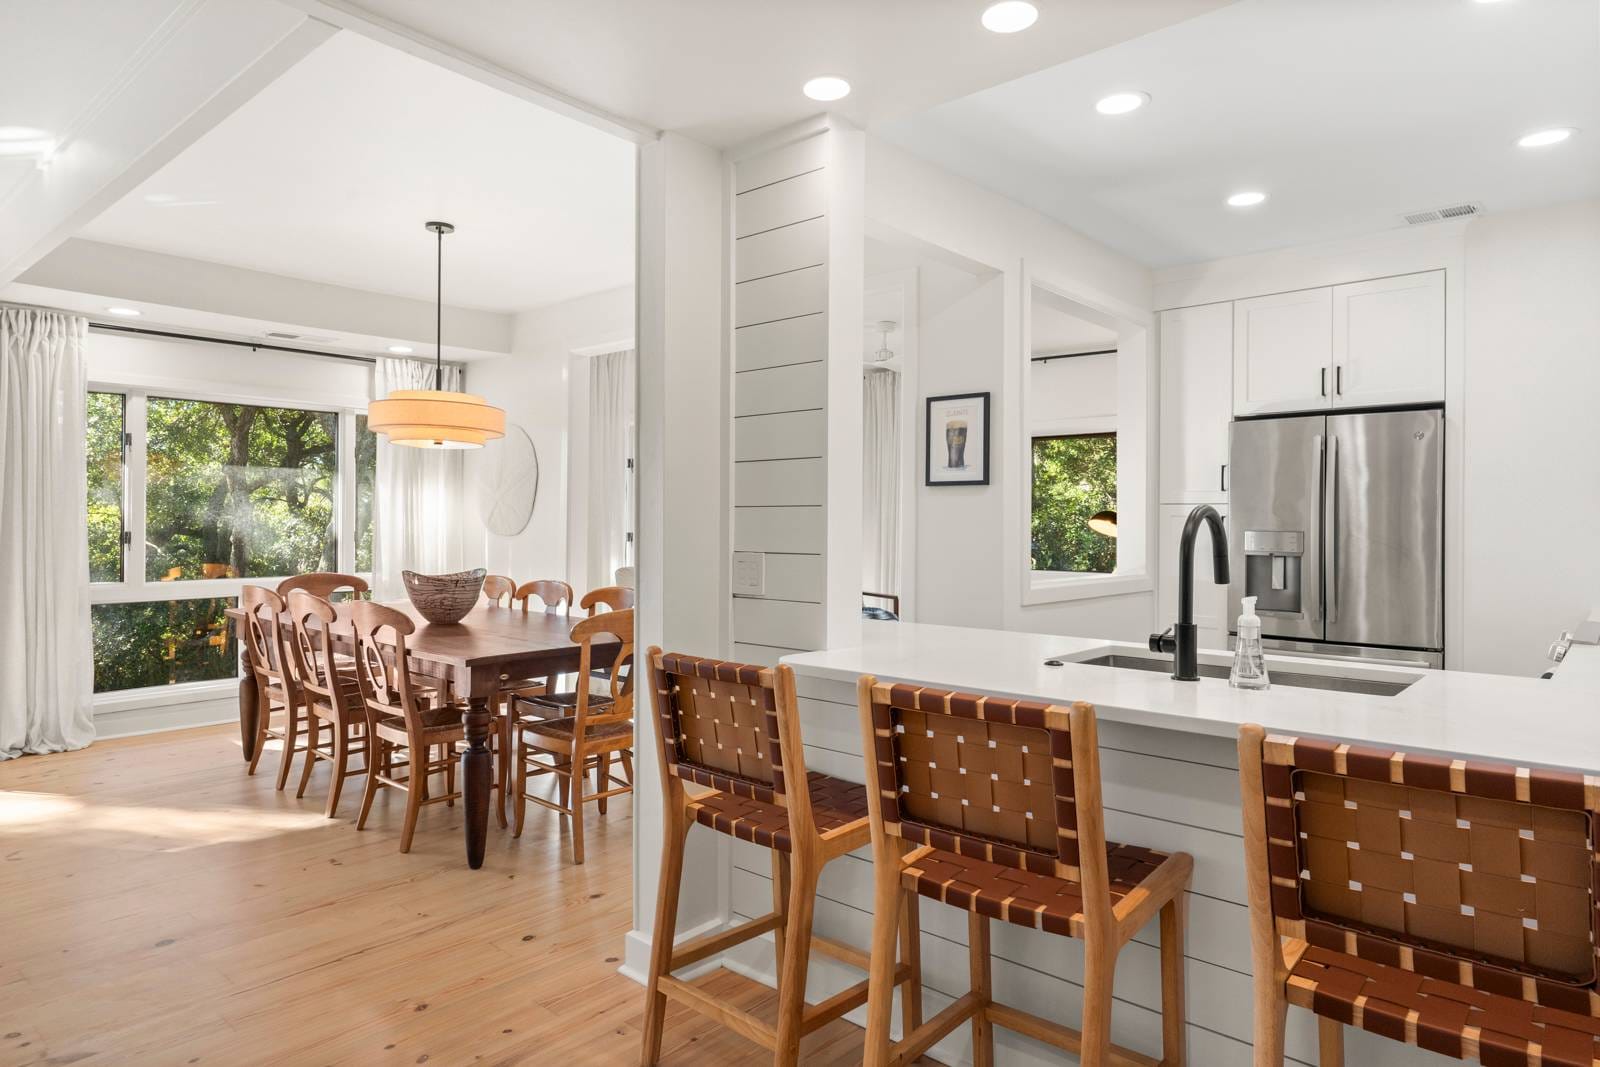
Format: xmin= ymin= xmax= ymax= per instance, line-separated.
xmin=476 ymin=423 xmax=539 ymax=536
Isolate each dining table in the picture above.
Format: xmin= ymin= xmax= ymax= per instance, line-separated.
xmin=226 ymin=600 xmax=618 ymax=869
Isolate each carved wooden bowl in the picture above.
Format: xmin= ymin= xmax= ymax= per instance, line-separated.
xmin=402 ymin=568 xmax=486 ymax=625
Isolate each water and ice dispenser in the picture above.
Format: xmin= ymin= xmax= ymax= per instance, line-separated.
xmin=1241 ymin=530 xmax=1305 ymax=616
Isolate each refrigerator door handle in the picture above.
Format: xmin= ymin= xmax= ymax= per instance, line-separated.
xmin=1325 ymin=435 xmax=1339 ymax=625
xmin=1311 ymin=433 xmax=1324 ymax=625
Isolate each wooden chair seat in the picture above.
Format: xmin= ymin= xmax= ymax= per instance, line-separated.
xmin=1288 ymin=942 xmax=1600 ymax=1065
xmin=520 ymin=715 xmax=632 ymax=744
xmin=901 ymin=842 xmax=1171 ymax=938
xmin=684 ymin=773 xmax=870 ymax=854
xmin=372 ymin=704 xmax=467 ymax=743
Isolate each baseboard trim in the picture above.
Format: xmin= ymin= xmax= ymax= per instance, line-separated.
xmin=618 ymin=915 xmax=731 ymax=986
xmin=93 ymin=697 xmax=236 ymax=741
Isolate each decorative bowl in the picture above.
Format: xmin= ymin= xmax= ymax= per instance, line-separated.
xmin=402 ymin=568 xmax=486 ymax=625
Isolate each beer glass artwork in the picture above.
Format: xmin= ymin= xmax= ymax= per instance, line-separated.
xmin=945 ymin=419 xmax=968 ymax=470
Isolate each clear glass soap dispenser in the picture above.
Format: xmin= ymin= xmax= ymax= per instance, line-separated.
xmin=1230 ymin=596 xmax=1271 ymax=690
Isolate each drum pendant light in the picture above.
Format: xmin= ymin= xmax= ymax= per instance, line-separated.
xmin=367 ymin=221 xmax=505 ymax=449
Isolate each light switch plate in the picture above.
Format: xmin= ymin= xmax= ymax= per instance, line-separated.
xmin=732 ymin=551 xmax=765 ymax=596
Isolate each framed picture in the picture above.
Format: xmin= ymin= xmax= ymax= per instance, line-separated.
xmin=925 ymin=391 xmax=990 ymax=486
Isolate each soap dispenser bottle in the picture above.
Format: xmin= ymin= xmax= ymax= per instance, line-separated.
xmin=1230 ymin=596 xmax=1270 ymax=690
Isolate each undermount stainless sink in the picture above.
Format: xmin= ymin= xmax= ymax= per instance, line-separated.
xmin=1061 ymin=653 xmax=1417 ymax=697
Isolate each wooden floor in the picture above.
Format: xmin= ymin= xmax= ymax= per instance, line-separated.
xmin=0 ymin=725 xmax=877 ymax=1066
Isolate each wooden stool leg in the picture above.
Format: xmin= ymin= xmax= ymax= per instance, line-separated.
xmin=1317 ymin=1017 xmax=1344 ymax=1067
xmin=356 ymin=738 xmax=383 ymax=831
xmin=639 ymin=805 xmax=689 ymax=1066
xmin=398 ymin=755 xmax=424 ymax=854
xmin=967 ymin=912 xmax=994 ymax=1067
xmin=1159 ymin=895 xmax=1189 ymax=1066
xmin=569 ymin=742 xmax=587 ymax=865
xmin=296 ymin=715 xmax=319 ymax=798
xmin=773 ymin=853 xmax=819 ymax=1067
xmin=325 ymin=722 xmax=350 ymax=818
xmin=899 ymin=889 xmax=924 ymax=1035
xmin=275 ymin=703 xmax=300 ymax=790
xmin=770 ymin=851 xmax=791 ymax=977
xmin=1080 ymin=936 xmax=1119 ymax=1064
xmin=862 ymin=848 xmax=904 ymax=1067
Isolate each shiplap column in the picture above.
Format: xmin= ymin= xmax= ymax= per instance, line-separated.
xmin=730 ymin=119 xmax=864 ymax=664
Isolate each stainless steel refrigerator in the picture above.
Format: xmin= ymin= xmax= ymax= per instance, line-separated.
xmin=1228 ymin=407 xmax=1444 ymax=668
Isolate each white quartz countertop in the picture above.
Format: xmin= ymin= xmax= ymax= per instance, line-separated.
xmin=782 ymin=621 xmax=1600 ymax=775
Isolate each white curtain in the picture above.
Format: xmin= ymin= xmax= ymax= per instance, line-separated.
xmin=861 ymin=367 xmax=901 ymax=598
xmin=0 ymin=308 xmax=95 ymax=759
xmin=371 ymin=358 xmax=468 ymax=600
xmin=587 ymin=349 xmax=635 ymax=591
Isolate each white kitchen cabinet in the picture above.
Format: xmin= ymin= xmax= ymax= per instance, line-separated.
xmin=1331 ymin=270 xmax=1444 ymax=408
xmin=1159 ymin=302 xmax=1233 ymax=503
xmin=1157 ymin=503 xmax=1230 ymax=652
xmin=1232 ymin=287 xmax=1333 ymax=416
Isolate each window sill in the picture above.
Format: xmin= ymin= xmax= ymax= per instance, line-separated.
xmin=93 ymin=678 xmax=239 ymax=716
xmin=1022 ymin=573 xmax=1153 ymax=606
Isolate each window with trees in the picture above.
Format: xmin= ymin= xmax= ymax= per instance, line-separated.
xmin=1030 ymin=432 xmax=1117 ymax=574
xmin=88 ymin=388 xmax=376 ymax=695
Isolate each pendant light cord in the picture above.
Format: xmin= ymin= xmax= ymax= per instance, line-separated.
xmin=434 ymin=224 xmax=443 ymax=390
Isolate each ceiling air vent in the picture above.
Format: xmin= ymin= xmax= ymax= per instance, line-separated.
xmin=264 ymin=331 xmax=301 ymax=340
xmin=1402 ymin=202 xmax=1483 ymax=226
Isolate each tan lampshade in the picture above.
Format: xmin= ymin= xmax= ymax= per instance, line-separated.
xmin=366 ymin=388 xmax=505 ymax=449
xmin=1088 ymin=510 xmax=1118 ymax=538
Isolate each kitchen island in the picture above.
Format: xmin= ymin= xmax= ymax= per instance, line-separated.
xmin=711 ymin=621 xmax=1600 ymax=1067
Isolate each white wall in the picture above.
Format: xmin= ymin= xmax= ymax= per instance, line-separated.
xmin=462 ymin=285 xmax=633 ymax=586
xmin=1460 ymin=199 xmax=1600 ymax=676
xmin=1029 ymin=352 xmax=1117 ymax=425
xmin=86 ymin=328 xmax=372 ymax=407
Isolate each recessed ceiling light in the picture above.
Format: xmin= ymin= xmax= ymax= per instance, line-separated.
xmin=802 ymin=76 xmax=851 ymax=102
xmin=1095 ymin=91 xmax=1150 ymax=116
xmin=0 ymin=126 xmax=55 ymax=157
xmin=386 ymin=344 xmax=414 ymax=355
xmin=1517 ymin=127 xmax=1575 ymax=149
xmin=982 ymin=1 xmax=1039 ymax=33
xmin=105 ymin=307 xmax=142 ymax=317
xmin=144 ymin=193 xmax=178 ymax=204
xmin=1227 ymin=191 xmax=1268 ymax=208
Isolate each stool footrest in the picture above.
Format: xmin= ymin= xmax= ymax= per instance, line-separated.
xmin=657 ymin=973 xmax=776 ymax=1051
xmin=984 ymin=1002 xmax=1161 ymax=1067
xmin=669 ymin=912 xmax=783 ymax=973
xmin=891 ymin=992 xmax=982 ymax=1067
xmin=810 ymin=933 xmax=871 ymax=972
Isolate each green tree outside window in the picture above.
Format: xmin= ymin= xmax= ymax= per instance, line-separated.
xmin=1031 ymin=433 xmax=1117 ymax=574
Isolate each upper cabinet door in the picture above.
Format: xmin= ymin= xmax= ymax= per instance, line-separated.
xmin=1233 ymin=287 xmax=1334 ymax=416
xmin=1331 ymin=270 xmax=1444 ymax=408
xmin=1159 ymin=302 xmax=1233 ymax=503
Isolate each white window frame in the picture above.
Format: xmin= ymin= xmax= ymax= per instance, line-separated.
xmin=87 ymin=379 xmax=373 ymax=709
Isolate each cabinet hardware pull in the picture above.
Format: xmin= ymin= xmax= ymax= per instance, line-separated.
xmin=1220 ymin=463 xmax=1228 ymax=492
xmin=1336 ymin=365 xmax=1343 ymax=395
xmin=1320 ymin=367 xmax=1327 ymax=397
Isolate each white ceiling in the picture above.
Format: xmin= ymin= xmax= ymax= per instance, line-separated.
xmin=880 ymin=0 xmax=1600 ymax=267
xmin=331 ymin=0 xmax=1233 ymax=147
xmin=79 ymin=30 xmax=635 ymax=313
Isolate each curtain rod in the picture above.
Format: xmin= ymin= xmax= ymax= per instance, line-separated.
xmin=88 ymin=321 xmax=379 ymax=366
xmin=1030 ymin=348 xmax=1117 ymax=365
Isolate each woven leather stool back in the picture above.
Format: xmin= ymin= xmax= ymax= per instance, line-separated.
xmin=1257 ymin=733 xmax=1600 ymax=992
xmin=649 ymin=652 xmax=787 ymax=803
xmin=864 ymin=682 xmax=1097 ymax=882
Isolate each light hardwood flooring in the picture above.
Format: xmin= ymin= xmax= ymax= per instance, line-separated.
xmin=0 ymin=725 xmax=878 ymax=1066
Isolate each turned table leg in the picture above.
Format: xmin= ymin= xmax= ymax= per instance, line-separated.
xmin=238 ymin=641 xmax=259 ymax=762
xmin=461 ymin=695 xmax=493 ymax=869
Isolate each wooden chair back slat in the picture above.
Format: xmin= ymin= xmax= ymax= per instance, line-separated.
xmin=240 ymin=585 xmax=289 ymax=687
xmin=483 ymin=574 xmax=517 ymax=606
xmin=862 ymin=681 xmax=1104 ymax=893
xmin=1240 ymin=726 xmax=1600 ymax=992
xmin=347 ymin=601 xmax=428 ymax=745
xmin=514 ymin=579 xmax=574 ymax=615
xmin=284 ymin=589 xmax=340 ymax=709
xmin=580 ymin=584 xmax=635 ymax=615
xmin=277 ymin=572 xmax=369 ymax=602
xmin=569 ymin=609 xmax=634 ymax=731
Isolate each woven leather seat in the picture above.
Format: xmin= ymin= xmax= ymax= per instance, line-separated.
xmin=684 ymin=772 xmax=869 ymax=853
xmin=1289 ymin=942 xmax=1600 ymax=1066
xmin=902 ymin=842 xmax=1170 ymax=938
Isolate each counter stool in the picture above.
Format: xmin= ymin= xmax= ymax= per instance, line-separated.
xmin=1239 ymin=725 xmax=1600 ymax=1066
xmin=639 ymin=649 xmax=923 ymax=1067
xmin=856 ymin=677 xmax=1194 ymax=1067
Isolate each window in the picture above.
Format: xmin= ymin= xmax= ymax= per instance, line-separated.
xmin=1030 ymin=433 xmax=1117 ymax=574
xmin=86 ymin=388 xmax=377 ymax=695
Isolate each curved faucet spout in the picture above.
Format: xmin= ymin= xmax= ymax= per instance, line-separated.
xmin=1155 ymin=504 xmax=1231 ymax=681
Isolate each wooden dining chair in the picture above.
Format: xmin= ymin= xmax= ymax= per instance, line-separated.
xmin=240 ymin=585 xmax=307 ymax=791
xmin=284 ymin=590 xmax=370 ymax=818
xmin=856 ymin=677 xmax=1194 ymax=1067
xmin=511 ymin=609 xmax=634 ymax=864
xmin=580 ymin=584 xmax=635 ymax=615
xmin=1239 ymin=724 xmax=1600 ymax=1067
xmin=277 ymin=571 xmax=369 ymax=601
xmin=349 ymin=601 xmax=471 ymax=853
xmin=483 ymin=574 xmax=517 ymax=607
xmin=639 ymin=650 xmax=921 ymax=1067
xmin=514 ymin=579 xmax=573 ymax=615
